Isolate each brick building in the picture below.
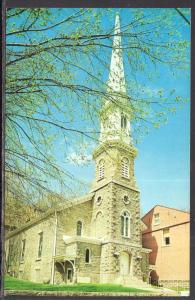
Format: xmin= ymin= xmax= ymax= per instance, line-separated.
xmin=142 ymin=205 xmax=190 ymax=288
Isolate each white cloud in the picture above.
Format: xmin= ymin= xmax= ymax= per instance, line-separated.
xmin=68 ymin=152 xmax=92 ymax=165
xmin=66 ymin=140 xmax=96 ymax=166
xmin=141 ymin=86 xmax=162 ymax=96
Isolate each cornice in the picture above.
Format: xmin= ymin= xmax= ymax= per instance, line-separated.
xmin=101 ymin=239 xmax=142 ymax=248
xmin=93 ymin=140 xmax=137 ymax=159
xmin=63 ymin=236 xmax=102 ymax=245
xmin=90 ymin=179 xmax=140 ymax=193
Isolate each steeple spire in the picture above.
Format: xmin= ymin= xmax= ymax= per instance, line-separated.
xmin=99 ymin=13 xmax=132 ymax=146
xmin=107 ymin=13 xmax=126 ymax=94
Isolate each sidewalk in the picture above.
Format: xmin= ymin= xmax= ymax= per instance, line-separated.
xmin=4 ymin=288 xmax=179 ymax=297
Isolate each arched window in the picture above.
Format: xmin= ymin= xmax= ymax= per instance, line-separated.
xmin=122 ymin=158 xmax=129 ymax=178
xmin=121 ymin=115 xmax=127 ymax=129
xmin=77 ymin=221 xmax=82 ymax=236
xmin=85 ymin=248 xmax=91 ymax=263
xmin=121 ymin=211 xmax=130 ymax=237
xmin=94 ymin=211 xmax=103 ymax=238
xmin=98 ymin=159 xmax=105 ymax=180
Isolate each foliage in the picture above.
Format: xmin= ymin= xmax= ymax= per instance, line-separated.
xmin=5 ymin=8 xmax=190 ymax=223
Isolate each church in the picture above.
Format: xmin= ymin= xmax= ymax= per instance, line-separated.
xmin=5 ymin=14 xmax=152 ymax=286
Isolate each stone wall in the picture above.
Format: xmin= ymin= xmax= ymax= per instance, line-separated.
xmin=141 ymin=252 xmax=150 ymax=282
xmin=76 ymin=241 xmax=101 ymax=283
xmin=111 ymin=183 xmax=141 ymax=243
xmin=99 ymin=242 xmax=143 ymax=283
xmin=6 ymin=216 xmax=56 ymax=283
xmin=91 ymin=140 xmax=143 ymax=284
xmin=159 ymin=280 xmax=189 ymax=289
xmin=92 ymin=142 xmax=137 ymax=191
xmin=91 ymin=182 xmax=141 ymax=243
xmin=56 ymin=201 xmax=93 ymax=256
xmin=99 ymin=243 xmax=117 ymax=283
xmin=91 ymin=184 xmax=112 ymax=239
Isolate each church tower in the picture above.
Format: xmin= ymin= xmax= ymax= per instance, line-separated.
xmin=90 ymin=14 xmax=147 ymax=284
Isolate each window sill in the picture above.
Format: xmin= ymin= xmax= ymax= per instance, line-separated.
xmin=121 ymin=176 xmax=130 ymax=180
xmin=85 ymin=262 xmax=91 ymax=265
xmin=162 ymin=244 xmax=171 ymax=247
xmin=122 ymin=236 xmax=130 ymax=239
xmin=20 ymin=260 xmax=24 ymax=264
xmin=35 ymin=258 xmax=42 ymax=261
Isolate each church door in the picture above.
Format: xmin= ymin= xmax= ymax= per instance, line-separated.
xmin=120 ymin=252 xmax=131 ymax=276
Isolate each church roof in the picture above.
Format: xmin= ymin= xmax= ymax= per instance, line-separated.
xmin=58 ymin=193 xmax=94 ymax=211
xmin=6 ymin=193 xmax=94 ymax=239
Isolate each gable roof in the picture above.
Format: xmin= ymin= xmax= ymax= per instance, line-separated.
xmin=6 ymin=193 xmax=94 ymax=239
xmin=142 ymin=204 xmax=189 ymax=220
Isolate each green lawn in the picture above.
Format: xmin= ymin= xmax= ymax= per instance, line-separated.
xmin=4 ymin=275 xmax=151 ymax=293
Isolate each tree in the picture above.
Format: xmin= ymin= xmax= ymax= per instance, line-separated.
xmin=175 ymin=8 xmax=190 ymax=25
xmin=5 ymin=8 xmax=190 ymax=226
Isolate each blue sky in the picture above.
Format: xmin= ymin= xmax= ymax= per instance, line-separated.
xmin=57 ymin=8 xmax=190 ymax=215
xmin=7 ymin=8 xmax=190 ymax=214
xmin=136 ymin=104 xmax=190 ymax=214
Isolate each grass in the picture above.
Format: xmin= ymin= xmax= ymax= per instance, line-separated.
xmin=4 ymin=275 xmax=152 ymax=293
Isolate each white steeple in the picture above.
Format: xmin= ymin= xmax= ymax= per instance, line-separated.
xmin=107 ymin=13 xmax=126 ymax=94
xmin=99 ymin=14 xmax=131 ymax=145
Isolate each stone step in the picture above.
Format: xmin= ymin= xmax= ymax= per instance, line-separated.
xmin=125 ymin=281 xmax=151 ymax=289
xmin=118 ymin=277 xmax=151 ymax=289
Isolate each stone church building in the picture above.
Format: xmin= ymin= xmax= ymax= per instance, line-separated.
xmin=5 ymin=14 xmax=151 ymax=286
